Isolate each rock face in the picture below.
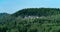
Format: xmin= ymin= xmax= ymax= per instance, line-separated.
xmin=24 ymin=16 xmax=39 ymax=18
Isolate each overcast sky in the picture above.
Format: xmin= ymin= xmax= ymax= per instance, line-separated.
xmin=0 ymin=0 xmax=60 ymax=14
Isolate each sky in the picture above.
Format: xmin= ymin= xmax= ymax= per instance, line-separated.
xmin=0 ymin=0 xmax=60 ymax=14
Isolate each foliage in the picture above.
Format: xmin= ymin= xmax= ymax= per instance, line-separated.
xmin=0 ymin=8 xmax=60 ymax=32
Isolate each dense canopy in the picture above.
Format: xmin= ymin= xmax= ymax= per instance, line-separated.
xmin=0 ymin=8 xmax=60 ymax=32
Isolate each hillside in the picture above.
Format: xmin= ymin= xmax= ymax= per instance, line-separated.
xmin=0 ymin=8 xmax=60 ymax=32
xmin=0 ymin=13 xmax=9 ymax=17
xmin=0 ymin=13 xmax=10 ymax=22
xmin=12 ymin=8 xmax=60 ymax=17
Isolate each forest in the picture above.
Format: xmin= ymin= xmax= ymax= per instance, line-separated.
xmin=0 ymin=8 xmax=60 ymax=32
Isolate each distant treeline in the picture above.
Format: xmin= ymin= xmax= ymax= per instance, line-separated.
xmin=12 ymin=8 xmax=60 ymax=17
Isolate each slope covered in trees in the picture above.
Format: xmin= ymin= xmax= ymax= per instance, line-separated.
xmin=0 ymin=13 xmax=9 ymax=18
xmin=0 ymin=8 xmax=60 ymax=32
xmin=12 ymin=8 xmax=60 ymax=17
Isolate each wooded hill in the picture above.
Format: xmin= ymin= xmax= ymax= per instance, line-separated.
xmin=12 ymin=8 xmax=60 ymax=17
xmin=0 ymin=8 xmax=60 ymax=32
